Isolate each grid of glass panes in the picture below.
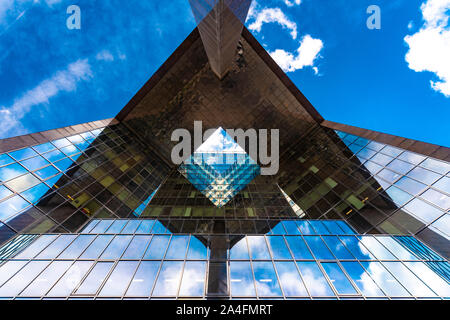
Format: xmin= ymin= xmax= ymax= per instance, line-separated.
xmin=180 ymin=152 xmax=260 ymax=207
xmin=146 ymin=171 xmax=295 ymax=219
xmin=336 ymin=130 xmax=449 ymax=240
xmin=0 ymin=124 xmax=169 ymax=244
xmin=0 ymin=219 xmax=448 ymax=300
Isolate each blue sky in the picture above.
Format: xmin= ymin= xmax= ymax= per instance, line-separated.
xmin=0 ymin=0 xmax=449 ymax=147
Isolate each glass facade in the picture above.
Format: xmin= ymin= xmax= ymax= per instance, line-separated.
xmin=277 ymin=126 xmax=449 ymax=258
xmin=0 ymin=124 xmax=169 ymax=243
xmin=0 ymin=219 xmax=448 ymax=300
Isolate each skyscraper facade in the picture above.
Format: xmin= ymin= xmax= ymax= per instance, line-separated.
xmin=0 ymin=1 xmax=448 ymax=300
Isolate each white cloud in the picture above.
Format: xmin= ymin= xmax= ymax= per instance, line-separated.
xmin=269 ymin=34 xmax=323 ymax=73
xmin=248 ymin=7 xmax=298 ymax=39
xmin=96 ymin=50 xmax=114 ymax=61
xmin=404 ymin=0 xmax=450 ymax=97
xmin=0 ymin=59 xmax=92 ymax=138
xmin=283 ymin=0 xmax=301 ymax=7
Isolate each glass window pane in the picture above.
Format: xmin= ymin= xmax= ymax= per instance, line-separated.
xmin=266 ymin=236 xmax=292 ymax=259
xmin=0 ymin=154 xmax=14 ymax=166
xmin=404 ymin=198 xmax=444 ymax=223
xmin=58 ymin=235 xmax=96 ymax=259
xmin=247 ymin=236 xmax=270 ymax=260
xmin=0 ymin=185 xmax=13 ymax=200
xmin=296 ymin=261 xmax=334 ymax=296
xmin=420 ymin=189 xmax=450 ymax=210
xmin=5 ymin=173 xmax=40 ymax=193
xmin=230 ymin=238 xmax=249 ymax=260
xmin=398 ymin=151 xmax=425 ymax=165
xmin=309 ymin=221 xmax=331 ymax=234
xmin=42 ymin=149 xmax=65 ymax=162
xmin=179 ymin=261 xmax=206 ymax=297
xmin=382 ymin=262 xmax=436 ymax=297
xmin=385 ymin=186 xmax=413 ymax=206
xmin=253 ymin=261 xmax=282 ymax=297
xmin=9 ymin=148 xmax=38 ymax=161
xmin=100 ymin=235 xmax=132 ymax=260
xmin=230 ymin=261 xmax=256 ymax=297
xmin=321 ymin=262 xmax=358 ymax=295
xmin=322 ymin=236 xmax=354 ymax=259
xmin=46 ymin=261 xmax=94 ymax=297
xmin=359 ymin=236 xmax=396 ymax=260
xmin=322 ymin=221 xmax=344 ymax=234
xmin=34 ymin=165 xmax=59 ymax=180
xmin=121 ymin=220 xmax=141 ymax=234
xmin=270 ymin=222 xmax=286 ymax=235
xmin=81 ymin=220 xmax=99 ymax=233
xmin=431 ymin=214 xmax=450 ymax=237
xmin=339 ymin=236 xmax=375 ymax=260
xmin=340 ymin=261 xmax=385 ymax=297
xmin=407 ymin=167 xmax=441 ymax=185
xmin=0 ymin=261 xmax=28 ymax=286
xmin=275 ymin=261 xmax=308 ymax=296
xmin=282 ymin=221 xmax=301 ymax=235
xmin=52 ymin=138 xmax=71 ymax=149
xmin=433 ymin=176 xmax=450 ymax=194
xmin=105 ymin=220 xmax=127 ymax=234
xmin=303 ymin=236 xmax=334 ymax=260
xmin=375 ymin=236 xmax=418 ymax=260
xmin=0 ymin=163 xmax=28 ymax=182
xmin=75 ymin=262 xmax=114 ymax=295
xmin=152 ymin=261 xmax=183 ymax=296
xmin=165 ymin=235 xmax=189 ymax=260
xmin=420 ymin=158 xmax=450 ymax=175
xmin=20 ymin=156 xmax=49 ymax=171
xmin=53 ymin=158 xmax=75 ymax=172
xmin=359 ymin=261 xmax=410 ymax=297
xmin=80 ymin=235 xmax=114 ymax=259
xmin=125 ymin=261 xmax=161 ymax=297
xmin=370 ymin=153 xmax=393 ymax=166
xmin=187 ymin=236 xmax=208 ymax=260
xmin=386 ymin=159 xmax=414 ymax=175
xmin=285 ymin=236 xmax=313 ymax=260
xmin=0 ymin=195 xmax=30 ymax=221
xmin=297 ymin=220 xmax=316 ymax=234
xmin=336 ymin=221 xmax=355 ymax=234
xmin=90 ymin=220 xmax=114 ymax=233
xmin=0 ymin=261 xmax=50 ymax=297
xmin=20 ymin=261 xmax=73 ymax=297
xmin=150 ymin=221 xmax=167 ymax=233
xmin=135 ymin=220 xmax=155 ymax=234
xmin=36 ymin=235 xmax=77 ymax=259
xmin=404 ymin=262 xmax=450 ymax=297
xmin=143 ymin=235 xmax=170 ymax=259
xmin=21 ymin=183 xmax=52 ymax=204
xmin=395 ymin=176 xmax=427 ymax=195
xmin=122 ymin=236 xmax=151 ymax=259
xmin=98 ymin=261 xmax=139 ymax=297
xmin=14 ymin=235 xmax=58 ymax=259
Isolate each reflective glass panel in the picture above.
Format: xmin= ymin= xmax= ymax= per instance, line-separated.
xmin=252 ymin=261 xmax=282 ymax=297
xmin=98 ymin=261 xmax=139 ymax=297
xmin=230 ymin=261 xmax=256 ymax=297
xmin=125 ymin=261 xmax=160 ymax=297
xmin=321 ymin=262 xmax=358 ymax=295
xmin=274 ymin=261 xmax=308 ymax=297
xmin=296 ymin=261 xmax=334 ymax=296
xmin=152 ymin=261 xmax=183 ymax=296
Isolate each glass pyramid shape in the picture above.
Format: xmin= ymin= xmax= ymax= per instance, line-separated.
xmin=179 ymin=127 xmax=260 ymax=207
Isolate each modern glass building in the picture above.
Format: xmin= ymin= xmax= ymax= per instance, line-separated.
xmin=0 ymin=0 xmax=448 ymax=300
